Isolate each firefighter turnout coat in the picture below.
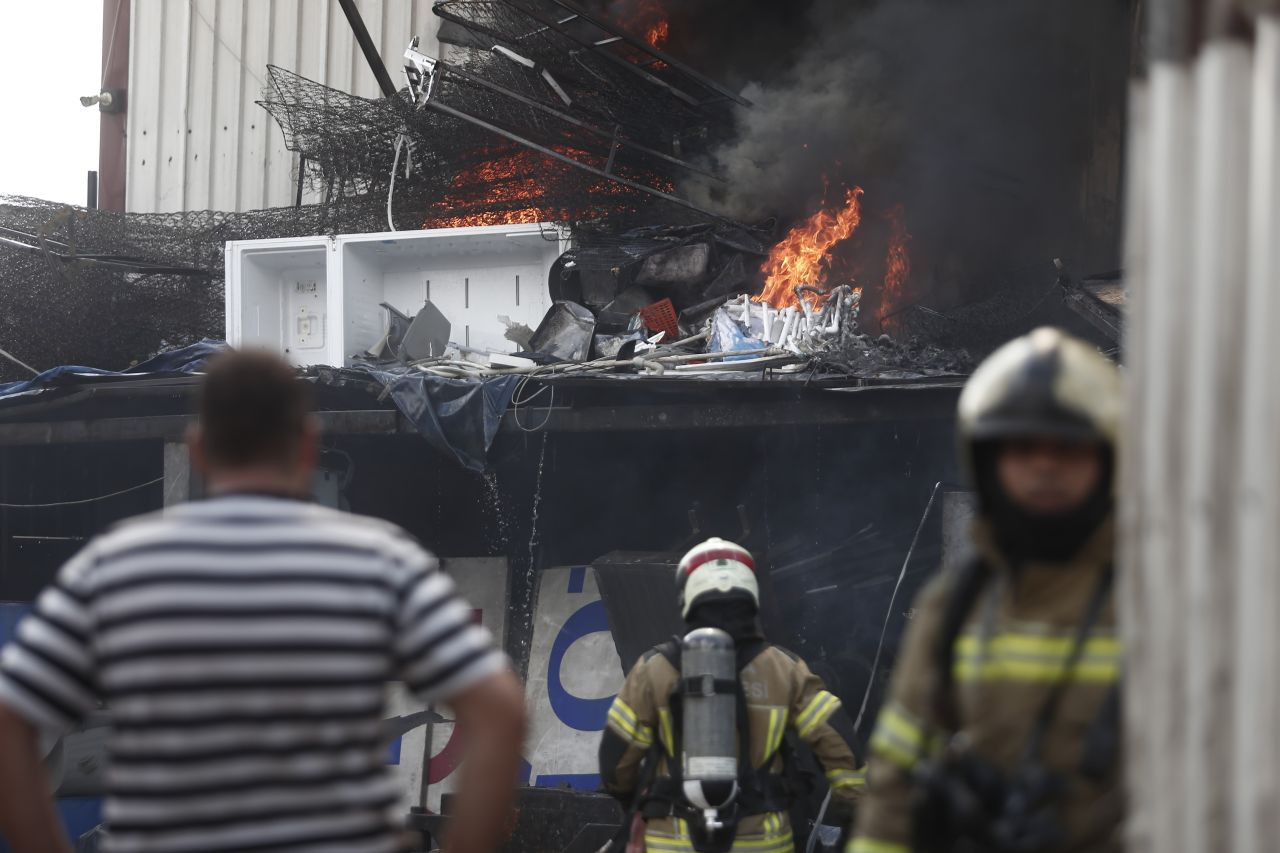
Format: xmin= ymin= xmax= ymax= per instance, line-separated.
xmin=601 ymin=643 xmax=863 ymax=853
xmin=849 ymin=519 xmax=1123 ymax=853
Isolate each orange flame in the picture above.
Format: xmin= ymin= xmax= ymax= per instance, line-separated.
xmin=880 ymin=204 xmax=911 ymax=323
xmin=424 ymin=149 xmax=545 ymax=229
xmin=756 ymin=187 xmax=864 ymax=310
xmin=422 ymin=145 xmax=668 ymax=229
xmin=646 ymin=18 xmax=670 ymax=50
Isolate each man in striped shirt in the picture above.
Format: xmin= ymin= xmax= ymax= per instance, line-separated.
xmin=0 ymin=350 xmax=527 ymax=853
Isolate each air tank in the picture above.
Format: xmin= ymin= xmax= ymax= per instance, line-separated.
xmin=681 ymin=627 xmax=739 ymax=814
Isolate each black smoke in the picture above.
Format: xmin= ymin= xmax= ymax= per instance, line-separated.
xmin=594 ymin=0 xmax=1136 ymax=315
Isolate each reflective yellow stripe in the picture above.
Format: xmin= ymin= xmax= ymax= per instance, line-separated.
xmin=764 ymin=707 xmax=787 ymax=759
xmin=658 ymin=707 xmax=676 ymax=756
xmin=607 ymin=707 xmax=639 ymax=741
xmin=796 ymin=691 xmax=840 ymax=737
xmin=846 ymin=838 xmax=909 ymax=853
xmin=634 ymin=724 xmax=654 ymax=747
xmin=825 ymin=768 xmax=864 ymax=790
xmin=796 ymin=691 xmax=831 ymax=729
xmin=954 ymin=632 xmax=1123 ymax=684
xmin=869 ymin=703 xmax=927 ymax=770
xmin=646 ymin=832 xmax=794 ymax=852
xmin=610 ymin=697 xmax=638 ymax=725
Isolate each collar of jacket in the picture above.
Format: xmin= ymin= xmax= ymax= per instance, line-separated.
xmin=970 ymin=514 xmax=1116 ymax=580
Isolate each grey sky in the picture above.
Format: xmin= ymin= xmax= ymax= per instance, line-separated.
xmin=0 ymin=2 xmax=103 ymax=206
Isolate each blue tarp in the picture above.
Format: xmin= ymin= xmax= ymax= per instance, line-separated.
xmin=364 ymin=370 xmax=521 ymax=473
xmin=0 ymin=340 xmax=227 ymax=402
xmin=0 ymin=342 xmax=517 ymax=472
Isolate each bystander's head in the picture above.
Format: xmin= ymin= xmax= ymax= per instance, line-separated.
xmin=187 ymin=349 xmax=317 ymax=496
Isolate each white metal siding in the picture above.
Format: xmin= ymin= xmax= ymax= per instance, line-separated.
xmin=1122 ymin=13 xmax=1280 ymax=853
xmin=126 ymin=0 xmax=439 ymax=213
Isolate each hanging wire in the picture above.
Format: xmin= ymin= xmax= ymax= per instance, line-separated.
xmin=509 ymin=372 xmax=556 ymax=433
xmin=805 ymin=481 xmax=951 ymax=853
xmin=0 ymin=477 xmax=164 ymax=509
xmin=851 ymin=481 xmax=946 ymax=734
xmin=387 ymin=135 xmax=406 ymax=232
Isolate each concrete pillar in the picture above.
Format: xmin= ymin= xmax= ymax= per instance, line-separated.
xmin=162 ymin=441 xmax=193 ymax=506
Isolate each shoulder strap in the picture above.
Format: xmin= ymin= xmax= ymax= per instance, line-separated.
xmin=930 ymin=556 xmax=991 ymax=732
xmin=655 ymin=636 xmax=682 ymax=670
xmin=1079 ymin=681 xmax=1122 ymax=780
xmin=1021 ymin=566 xmax=1115 ymax=765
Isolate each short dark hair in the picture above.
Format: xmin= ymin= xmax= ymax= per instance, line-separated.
xmin=198 ymin=350 xmax=313 ymax=468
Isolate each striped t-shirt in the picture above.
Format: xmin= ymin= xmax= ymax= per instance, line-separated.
xmin=0 ymin=494 xmax=505 ymax=853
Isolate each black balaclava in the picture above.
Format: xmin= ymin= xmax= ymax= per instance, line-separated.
xmin=685 ymin=597 xmax=763 ymax=643
xmin=973 ymin=441 xmax=1114 ymax=565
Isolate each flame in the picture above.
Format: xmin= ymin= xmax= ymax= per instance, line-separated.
xmin=614 ymin=0 xmax=670 ymax=63
xmin=646 ymin=18 xmax=670 ymax=50
xmin=756 ymin=187 xmax=864 ymax=310
xmin=422 ymin=145 xmax=669 ymax=229
xmin=880 ymin=204 xmax=911 ymax=323
xmin=424 ymin=149 xmax=546 ymax=229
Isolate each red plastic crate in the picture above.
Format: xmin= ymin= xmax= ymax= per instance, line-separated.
xmin=640 ymin=298 xmax=679 ymax=342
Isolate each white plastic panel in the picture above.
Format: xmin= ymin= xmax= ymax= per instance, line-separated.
xmin=226 ymin=224 xmax=567 ymax=367
xmin=225 ymin=238 xmax=335 ymax=367
xmin=338 ymin=225 xmax=565 ymax=364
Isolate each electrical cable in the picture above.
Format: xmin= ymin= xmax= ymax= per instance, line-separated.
xmin=804 ymin=482 xmax=948 ymax=853
xmin=510 ymin=372 xmax=556 ymax=433
xmin=851 ymin=481 xmax=946 ymax=734
xmin=804 ymin=789 xmax=833 ymax=853
xmin=0 ymin=477 xmax=164 ymax=509
xmin=387 ymin=135 xmax=405 ymax=231
xmin=0 ymin=344 xmax=40 ymax=377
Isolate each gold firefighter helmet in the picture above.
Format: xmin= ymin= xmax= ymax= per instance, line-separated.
xmin=958 ymin=327 xmax=1121 ymax=453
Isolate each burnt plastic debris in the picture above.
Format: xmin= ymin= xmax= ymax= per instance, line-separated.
xmin=400 ymin=302 xmax=451 ymax=361
xmin=597 ymin=286 xmax=657 ymax=331
xmin=580 ymin=265 xmax=631 ymax=308
xmin=365 ymin=302 xmax=451 ymax=364
xmin=529 ymin=301 xmax=597 ymax=362
xmin=593 ymin=331 xmax=645 ymax=360
xmin=635 ymin=242 xmax=713 ymax=289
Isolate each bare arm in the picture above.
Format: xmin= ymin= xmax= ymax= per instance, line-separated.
xmin=0 ymin=705 xmax=71 ymax=853
xmin=440 ymin=669 xmax=528 ymax=853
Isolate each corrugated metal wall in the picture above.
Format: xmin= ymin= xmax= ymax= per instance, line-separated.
xmin=125 ymin=0 xmax=439 ymax=213
xmin=1122 ymin=4 xmax=1280 ymax=852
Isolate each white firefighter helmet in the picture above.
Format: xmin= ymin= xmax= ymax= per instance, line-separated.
xmin=676 ymin=537 xmax=759 ymax=619
xmin=958 ymin=327 xmax=1121 ymax=455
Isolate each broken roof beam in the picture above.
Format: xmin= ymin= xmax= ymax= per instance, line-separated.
xmin=427 ymin=56 xmax=724 ymax=182
xmin=422 ymin=97 xmax=741 ymax=226
xmin=432 ymin=0 xmax=749 ymax=109
xmin=527 ymin=0 xmax=751 ymax=107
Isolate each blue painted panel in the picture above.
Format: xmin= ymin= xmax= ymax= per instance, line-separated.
xmin=0 ymin=604 xmax=32 ymax=645
xmin=0 ymin=798 xmax=102 ymax=853
xmin=534 ymin=772 xmax=601 ymax=791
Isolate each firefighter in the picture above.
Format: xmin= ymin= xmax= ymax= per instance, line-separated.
xmin=849 ymin=327 xmax=1123 ymax=853
xmin=599 ymin=537 xmax=863 ymax=853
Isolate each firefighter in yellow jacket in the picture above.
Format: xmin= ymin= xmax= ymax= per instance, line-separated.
xmin=850 ymin=327 xmax=1124 ymax=853
xmin=600 ymin=537 xmax=863 ymax=853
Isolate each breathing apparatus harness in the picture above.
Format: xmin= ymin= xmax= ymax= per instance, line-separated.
xmin=632 ymin=633 xmax=801 ymax=853
xmin=909 ymin=557 xmax=1121 ymax=853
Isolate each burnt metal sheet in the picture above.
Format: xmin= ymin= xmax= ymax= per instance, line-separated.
xmin=530 ymin=302 xmax=597 ymax=362
xmin=592 ymin=552 xmax=685 ymax=674
xmin=0 ymin=410 xmax=402 ymax=447
xmin=503 ymin=382 xmax=962 ymax=433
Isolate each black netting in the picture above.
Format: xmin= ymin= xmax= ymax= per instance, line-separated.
xmin=254 ymin=0 xmax=742 ymax=232
xmin=0 ymin=194 xmax=405 ymax=383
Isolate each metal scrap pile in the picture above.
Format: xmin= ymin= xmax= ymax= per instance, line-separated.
xmin=259 ymin=0 xmax=746 ymax=232
xmin=358 ymin=222 xmax=970 ymax=381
